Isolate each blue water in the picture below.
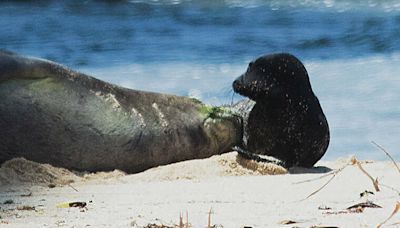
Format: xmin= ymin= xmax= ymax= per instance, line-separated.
xmin=1 ymin=0 xmax=400 ymax=161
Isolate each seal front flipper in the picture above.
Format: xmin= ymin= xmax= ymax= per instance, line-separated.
xmin=233 ymin=146 xmax=285 ymax=167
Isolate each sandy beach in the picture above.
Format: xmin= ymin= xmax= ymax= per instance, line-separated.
xmin=0 ymin=152 xmax=399 ymax=228
xmin=2 ymin=1 xmax=400 ymax=227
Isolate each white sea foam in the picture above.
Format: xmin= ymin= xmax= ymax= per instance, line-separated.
xmin=128 ymin=0 xmax=400 ymax=12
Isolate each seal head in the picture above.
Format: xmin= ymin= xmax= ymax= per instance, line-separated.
xmin=233 ymin=53 xmax=329 ymax=167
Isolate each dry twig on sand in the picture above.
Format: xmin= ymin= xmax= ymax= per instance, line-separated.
xmin=186 ymin=211 xmax=189 ymax=228
xmin=377 ymin=202 xmax=400 ymax=228
xmin=68 ymin=183 xmax=79 ymax=192
xmin=208 ymin=208 xmax=213 ymax=228
xmin=300 ymin=162 xmax=350 ymax=200
xmin=301 ymin=156 xmax=380 ymax=200
xmin=305 ymin=174 xmax=337 ymax=200
xmin=371 ymin=141 xmax=400 ymax=175
xmin=351 ymin=156 xmax=380 ymax=192
xmin=179 ymin=213 xmax=183 ymax=228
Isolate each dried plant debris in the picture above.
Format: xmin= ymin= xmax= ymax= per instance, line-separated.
xmin=178 ymin=212 xmax=185 ymax=228
xmin=372 ymin=141 xmax=400 ymax=175
xmin=132 ymin=210 xmax=224 ymax=228
xmin=310 ymin=226 xmax=339 ymax=228
xmin=348 ymin=207 xmax=365 ymax=213
xmin=300 ymin=156 xmax=381 ymax=200
xmin=68 ymin=184 xmax=79 ymax=192
xmin=20 ymin=192 xmax=32 ymax=197
xmin=207 ymin=208 xmax=213 ymax=228
xmin=323 ymin=201 xmax=382 ymax=215
xmin=48 ymin=183 xmax=56 ymax=188
xmin=359 ymin=190 xmax=374 ymax=198
xmin=16 ymin=205 xmax=35 ymax=211
xmin=176 ymin=211 xmax=192 ymax=228
xmin=57 ymin=201 xmax=87 ymax=209
xmin=185 ymin=212 xmax=189 ymax=228
xmin=378 ymin=201 xmax=400 ymax=228
xmin=3 ymin=200 xmax=14 ymax=205
xmin=278 ymin=220 xmax=298 ymax=225
xmin=324 ymin=209 xmax=364 ymax=215
xmin=380 ymin=183 xmax=400 ymax=195
xmin=130 ymin=220 xmax=174 ymax=228
xmin=175 ymin=212 xmax=190 ymax=228
xmin=142 ymin=224 xmax=173 ymax=228
xmin=347 ymin=201 xmax=382 ymax=210
xmin=304 ymin=173 xmax=337 ymax=200
xmin=298 ymin=162 xmax=351 ymax=200
xmin=318 ymin=205 xmax=332 ymax=210
xmin=351 ymin=156 xmax=380 ymax=192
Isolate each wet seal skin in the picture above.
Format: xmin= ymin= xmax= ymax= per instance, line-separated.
xmin=0 ymin=51 xmax=242 ymax=173
xmin=232 ymin=53 xmax=330 ymax=168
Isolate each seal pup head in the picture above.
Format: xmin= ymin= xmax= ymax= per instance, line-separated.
xmin=233 ymin=53 xmax=312 ymax=101
xmin=233 ymin=53 xmax=329 ymax=168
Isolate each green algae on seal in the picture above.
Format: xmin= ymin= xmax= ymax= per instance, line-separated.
xmin=0 ymin=51 xmax=242 ymax=173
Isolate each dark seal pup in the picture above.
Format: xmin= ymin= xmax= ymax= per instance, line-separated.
xmin=233 ymin=53 xmax=329 ymax=168
xmin=0 ymin=51 xmax=242 ymax=173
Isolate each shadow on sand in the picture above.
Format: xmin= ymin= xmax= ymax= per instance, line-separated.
xmin=288 ymin=165 xmax=333 ymax=174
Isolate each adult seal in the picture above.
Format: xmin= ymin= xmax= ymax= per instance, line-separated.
xmin=233 ymin=53 xmax=329 ymax=168
xmin=0 ymin=51 xmax=242 ymax=173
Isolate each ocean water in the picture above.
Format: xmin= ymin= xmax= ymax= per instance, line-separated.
xmin=1 ymin=0 xmax=400 ymax=160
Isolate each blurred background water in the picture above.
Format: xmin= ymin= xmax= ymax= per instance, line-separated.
xmin=1 ymin=0 xmax=400 ymax=160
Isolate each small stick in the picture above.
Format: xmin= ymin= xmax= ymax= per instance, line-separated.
xmin=301 ymin=161 xmax=353 ymax=200
xmin=377 ymin=202 xmax=400 ymax=228
xmin=380 ymin=183 xmax=400 ymax=195
xmin=304 ymin=173 xmax=337 ymax=200
xmin=302 ymin=156 xmax=380 ymax=200
xmin=293 ymin=171 xmax=335 ymax=184
xmin=352 ymin=157 xmax=380 ymax=192
xmin=179 ymin=212 xmax=183 ymax=228
xmin=68 ymin=184 xmax=79 ymax=192
xmin=371 ymin=141 xmax=400 ymax=175
xmin=208 ymin=208 xmax=212 ymax=228
xmin=294 ymin=162 xmax=350 ymax=185
xmin=186 ymin=211 xmax=189 ymax=228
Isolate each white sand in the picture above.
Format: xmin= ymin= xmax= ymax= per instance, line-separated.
xmin=0 ymin=152 xmax=399 ymax=227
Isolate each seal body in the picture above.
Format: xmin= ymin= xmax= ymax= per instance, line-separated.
xmin=233 ymin=53 xmax=329 ymax=167
xmin=0 ymin=51 xmax=242 ymax=173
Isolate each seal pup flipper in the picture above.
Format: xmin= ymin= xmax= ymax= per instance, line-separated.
xmin=233 ymin=146 xmax=285 ymax=167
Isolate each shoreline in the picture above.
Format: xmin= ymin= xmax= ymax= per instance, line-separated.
xmin=0 ymin=152 xmax=399 ymax=227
